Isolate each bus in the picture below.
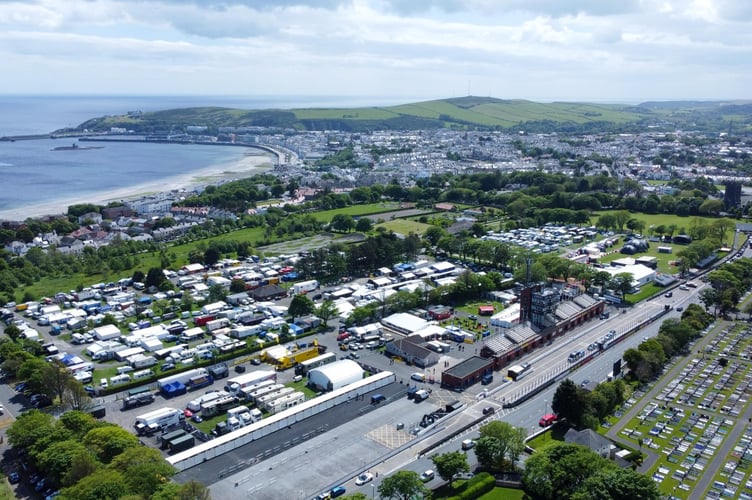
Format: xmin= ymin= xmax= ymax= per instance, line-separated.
xmin=294 ymin=352 xmax=336 ymax=376
xmin=507 ymin=362 xmax=532 ymax=381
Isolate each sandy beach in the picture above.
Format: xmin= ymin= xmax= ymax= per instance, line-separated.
xmin=0 ymin=151 xmax=274 ymax=221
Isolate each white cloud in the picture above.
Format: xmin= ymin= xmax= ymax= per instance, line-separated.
xmin=0 ymin=0 xmax=748 ymax=100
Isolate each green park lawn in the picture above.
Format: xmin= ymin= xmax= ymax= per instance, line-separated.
xmin=589 ymin=211 xmax=728 ymax=244
xmin=374 ymin=218 xmax=431 ymax=236
xmin=307 ymin=202 xmax=406 ymax=223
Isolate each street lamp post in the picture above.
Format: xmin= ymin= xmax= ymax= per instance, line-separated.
xmin=371 ymin=483 xmax=376 ymax=500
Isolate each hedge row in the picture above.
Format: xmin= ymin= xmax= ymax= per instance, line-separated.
xmin=446 ymin=472 xmax=496 ymax=500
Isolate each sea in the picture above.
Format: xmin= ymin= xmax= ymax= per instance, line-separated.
xmin=0 ymin=95 xmax=412 ymax=218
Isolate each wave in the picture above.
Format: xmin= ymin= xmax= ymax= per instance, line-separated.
xmin=0 ymin=162 xmax=13 ymax=167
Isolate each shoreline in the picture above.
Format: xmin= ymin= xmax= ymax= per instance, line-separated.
xmin=0 ymin=151 xmax=274 ymax=221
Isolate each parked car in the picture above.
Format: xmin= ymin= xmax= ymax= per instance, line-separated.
xmin=330 ymin=485 xmax=346 ymax=498
xmin=8 ymin=471 xmax=19 ymax=484
xmin=234 ymin=365 xmax=246 ymax=373
xmin=250 ymin=358 xmax=261 ymax=366
xmin=420 ymin=470 xmax=435 ymax=482
xmin=482 ymin=406 xmax=495 ymax=415
xmin=461 ymin=439 xmax=475 ymax=450
xmin=355 ymin=472 xmax=373 ymax=485
xmin=161 ymin=363 xmax=175 ymax=372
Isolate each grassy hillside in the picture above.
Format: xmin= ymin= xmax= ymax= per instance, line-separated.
xmin=67 ymin=96 xmax=752 ymax=134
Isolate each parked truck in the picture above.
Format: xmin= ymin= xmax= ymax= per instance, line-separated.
xmin=122 ymin=392 xmax=155 ymax=410
xmin=186 ymin=390 xmax=229 ymax=413
xmin=224 ymin=370 xmax=277 ymax=396
xmin=157 ymin=368 xmax=209 ymax=391
xmin=205 ymin=318 xmax=230 ymax=333
xmin=168 ymin=433 xmax=195 ymax=454
xmin=229 ymin=325 xmax=263 ymax=340
xmin=275 ymin=346 xmax=321 ymax=371
xmin=134 ymin=407 xmax=184 ymax=435
xmin=129 ymin=354 xmax=157 ymax=369
xmin=291 ymin=279 xmax=319 ymax=295
xmin=186 ymin=373 xmax=213 ymax=391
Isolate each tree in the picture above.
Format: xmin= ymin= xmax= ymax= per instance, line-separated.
xmin=3 ymin=323 xmax=22 ymax=342
xmin=378 ymin=470 xmax=430 ymax=500
xmin=82 ymin=425 xmax=140 ymax=464
xmin=60 ymin=377 xmax=92 ymax=410
xmin=63 ymin=450 xmax=100 ymax=487
xmin=229 ymin=278 xmax=247 ymax=294
xmin=38 ymin=439 xmax=91 ymax=485
xmin=477 ymin=420 xmax=527 ymax=471
xmin=431 ymin=451 xmax=469 ymax=487
xmin=145 ymin=267 xmax=166 ymax=289
xmin=573 ymin=467 xmax=660 ymax=500
xmin=475 ymin=436 xmax=504 ymax=472
xmin=41 ymin=359 xmax=73 ymax=404
xmin=176 ymin=480 xmax=212 ymax=500
xmin=331 ymin=214 xmax=356 ymax=233
xmin=109 ymin=446 xmax=176 ymax=498
xmin=522 ymin=443 xmax=606 ymax=500
xmin=423 ymin=226 xmax=447 ymax=247
xmin=613 ymin=210 xmax=631 ymax=231
xmin=207 ymin=284 xmax=227 ymax=303
xmin=355 ymin=217 xmax=373 ymax=233
xmin=315 ymin=299 xmax=338 ymax=327
xmin=289 ymin=294 xmax=315 ymax=322
xmin=552 ymin=379 xmax=588 ymax=429
xmin=610 ymin=272 xmax=634 ymax=300
xmin=58 ymin=468 xmax=128 ymax=500
xmin=203 ymin=246 xmax=220 ymax=266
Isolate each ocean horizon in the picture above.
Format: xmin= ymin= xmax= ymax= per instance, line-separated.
xmin=0 ymin=94 xmax=423 ymax=218
xmin=0 ymin=94 xmax=425 ymax=137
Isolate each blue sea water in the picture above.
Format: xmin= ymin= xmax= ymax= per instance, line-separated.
xmin=0 ymin=94 xmax=411 ymax=217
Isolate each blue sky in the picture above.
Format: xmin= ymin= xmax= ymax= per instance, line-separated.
xmin=1 ymin=0 xmax=750 ymax=103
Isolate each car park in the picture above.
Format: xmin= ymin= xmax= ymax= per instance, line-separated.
xmin=355 ymin=472 xmax=374 ymax=485
xmin=420 ymin=470 xmax=435 ymax=482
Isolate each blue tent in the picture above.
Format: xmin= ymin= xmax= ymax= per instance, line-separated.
xmin=160 ymin=381 xmax=187 ymax=398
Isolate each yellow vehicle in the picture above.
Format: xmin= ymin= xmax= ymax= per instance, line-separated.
xmin=276 ymin=346 xmax=321 ymax=371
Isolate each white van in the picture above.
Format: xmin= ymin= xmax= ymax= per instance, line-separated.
xmin=110 ymin=374 xmax=131 ymax=385
xmin=100 ymin=378 xmax=109 ymax=389
xmin=71 ymin=333 xmax=85 ymax=345
xmin=117 ymin=366 xmax=134 ymax=375
xmin=133 ymin=369 xmax=155 ymax=380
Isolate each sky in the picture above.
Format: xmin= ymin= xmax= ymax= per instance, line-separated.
xmin=1 ymin=0 xmax=751 ymax=103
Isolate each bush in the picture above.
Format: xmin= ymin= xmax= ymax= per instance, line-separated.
xmin=446 ymin=472 xmax=495 ymax=500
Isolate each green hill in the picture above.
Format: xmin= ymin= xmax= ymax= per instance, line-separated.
xmin=68 ymin=96 xmax=752 ymax=134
